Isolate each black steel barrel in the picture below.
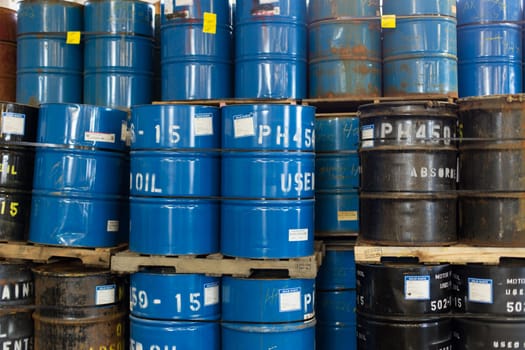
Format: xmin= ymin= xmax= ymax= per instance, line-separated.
xmin=0 ymin=261 xmax=34 ymax=349
xmin=32 ymin=262 xmax=127 ymax=350
xmin=0 ymin=102 xmax=38 ymax=242
xmin=453 ymin=261 xmax=525 ymax=316
xmin=453 ymin=317 xmax=525 ymax=350
xmin=358 ymin=101 xmax=458 ymax=245
xmin=458 ymin=94 xmax=525 ymax=246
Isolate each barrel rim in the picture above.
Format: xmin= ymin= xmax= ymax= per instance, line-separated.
xmin=458 ymin=93 xmax=525 ymax=108
xmin=31 ymin=262 xmax=112 ymax=277
xmin=357 ymin=100 xmax=458 ymax=116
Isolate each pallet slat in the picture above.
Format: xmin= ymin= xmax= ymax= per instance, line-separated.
xmin=0 ymin=242 xmax=126 ymax=267
xmin=355 ymin=243 xmax=525 ymax=264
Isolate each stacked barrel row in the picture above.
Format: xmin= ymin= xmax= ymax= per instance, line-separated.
xmin=16 ymin=0 xmax=154 ymax=109
xmin=127 ymin=103 xmax=316 ymax=349
xmin=0 ymin=7 xmax=16 ymax=102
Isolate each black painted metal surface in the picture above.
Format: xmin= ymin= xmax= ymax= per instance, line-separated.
xmin=0 ymin=261 xmax=33 ymax=307
xmin=453 ymin=316 xmax=525 ymax=350
xmin=0 ymin=311 xmax=33 ymax=350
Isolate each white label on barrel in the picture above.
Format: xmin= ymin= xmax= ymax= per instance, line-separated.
xmin=279 ymin=288 xmax=301 ymax=312
xmin=107 ymin=220 xmax=119 ymax=232
xmin=233 ymin=113 xmax=255 ymax=138
xmin=176 ymin=0 xmax=193 ymax=5
xmin=193 ymin=113 xmax=214 ymax=136
xmin=85 ymin=132 xmax=116 ymax=143
xmin=164 ymin=0 xmax=174 ymax=14
xmin=96 ymin=284 xmax=116 ymax=305
xmin=404 ymin=275 xmax=430 ymax=300
xmin=338 ymin=211 xmax=358 ymax=221
xmin=361 ymin=124 xmax=374 ymax=148
xmin=289 ymin=228 xmax=308 ymax=242
xmin=260 ymin=0 xmax=278 ymax=3
xmin=468 ymin=278 xmax=493 ymax=304
xmin=1 ymin=112 xmax=25 ymax=136
xmin=121 ymin=121 xmax=128 ymax=142
xmin=204 ymin=282 xmax=219 ymax=306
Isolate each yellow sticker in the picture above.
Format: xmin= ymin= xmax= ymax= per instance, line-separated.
xmin=66 ymin=31 xmax=81 ymax=44
xmin=203 ymin=12 xmax=217 ymax=34
xmin=337 ymin=211 xmax=358 ymax=222
xmin=381 ymin=14 xmax=396 ymax=29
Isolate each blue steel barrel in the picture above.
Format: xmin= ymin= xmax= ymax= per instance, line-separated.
xmin=130 ymin=270 xmax=220 ymax=321
xmin=16 ymin=0 xmax=83 ymax=106
xmin=315 ymin=190 xmax=359 ymax=235
xmin=222 ymin=276 xmax=315 ymax=323
xmin=316 ymin=290 xmax=357 ymax=350
xmin=316 ymin=243 xmax=356 ymax=291
xmin=234 ymin=0 xmax=307 ymax=99
xmin=131 ymin=316 xmax=220 ymax=350
xmin=457 ymin=0 xmax=523 ymax=97
xmin=222 ymin=320 xmax=316 ymax=350
xmin=130 ymin=104 xmax=220 ymax=255
xmin=308 ymin=0 xmax=381 ymax=98
xmin=84 ymin=0 xmax=154 ymax=109
xmin=161 ymin=0 xmax=232 ymax=100
xmin=221 ymin=104 xmax=315 ymax=258
xmin=382 ymin=0 xmax=458 ymax=97
xmin=29 ymin=103 xmax=128 ymax=247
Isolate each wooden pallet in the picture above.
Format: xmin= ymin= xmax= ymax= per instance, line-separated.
xmin=152 ymin=98 xmax=306 ymax=107
xmin=111 ymin=247 xmax=324 ymax=278
xmin=0 ymin=242 xmax=127 ymax=267
xmin=355 ymin=242 xmax=525 ymax=264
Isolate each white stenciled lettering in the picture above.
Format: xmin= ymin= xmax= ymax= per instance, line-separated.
xmin=149 ymin=346 xmax=177 ymax=350
xmin=281 ymin=172 xmax=315 ymax=194
xmin=1 ymin=338 xmax=31 ymax=350
xmin=0 ymin=282 xmax=32 ymax=301
xmin=506 ymin=289 xmax=525 ymax=296
xmin=410 ymin=167 xmax=456 ymax=179
xmin=275 ymin=125 xmax=289 ymax=146
xmin=131 ymin=173 xmax=163 ymax=194
xmin=303 ymin=293 xmax=313 ymax=312
xmin=380 ymin=123 xmax=393 ymax=138
xmin=258 ymin=125 xmax=271 ymax=145
xmin=507 ymin=278 xmax=525 ymax=285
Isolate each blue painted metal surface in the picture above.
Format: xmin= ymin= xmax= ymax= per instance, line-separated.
xmin=222 ymin=104 xmax=315 ymax=151
xmin=222 ymin=276 xmax=315 ymax=323
xmin=316 ymin=290 xmax=356 ymax=324
xmin=382 ymin=2 xmax=458 ymax=97
xmin=383 ymin=0 xmax=456 ymax=16
xmin=29 ymin=103 xmax=128 ymax=247
xmin=316 ymin=244 xmax=356 ymax=291
xmin=457 ymin=0 xmax=523 ymax=25
xmin=458 ymin=24 xmax=522 ymax=97
xmin=129 ymin=104 xmax=220 ymax=255
xmin=161 ymin=0 xmax=232 ymax=100
xmin=234 ymin=0 xmax=307 ymax=99
xmin=315 ymin=190 xmax=359 ymax=235
xmin=130 ymin=197 xmax=219 ymax=255
xmin=316 ymin=323 xmax=357 ymax=350
xmin=308 ymin=18 xmax=381 ymax=98
xmin=131 ymin=316 xmax=220 ymax=350
xmin=222 ymin=319 xmax=316 ymax=350
xmin=308 ymin=0 xmax=378 ymax=21
xmin=316 ymin=153 xmax=359 ymax=190
xmin=130 ymin=271 xmax=220 ymax=320
xmin=84 ymin=0 xmax=154 ymax=109
xmin=222 ymin=151 xmax=314 ymax=199
xmin=315 ymin=114 xmax=359 ymax=152
xmin=16 ymin=1 xmax=83 ymax=105
xmin=221 ymin=199 xmax=314 ymax=259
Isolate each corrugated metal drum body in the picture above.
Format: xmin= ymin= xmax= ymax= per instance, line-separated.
xmin=29 ymin=103 xmax=129 ymax=247
xmin=308 ymin=0 xmax=381 ymax=98
xmin=315 ymin=191 xmax=359 ymax=235
xmin=382 ymin=0 xmax=458 ymax=97
xmin=454 ymin=317 xmax=525 ymax=350
xmin=234 ymin=0 xmax=307 ymax=99
xmin=129 ymin=104 xmax=220 ymax=255
xmin=130 ymin=271 xmax=220 ymax=321
xmin=0 ymin=103 xmax=38 ymax=241
xmin=16 ymin=1 xmax=83 ymax=105
xmin=457 ymin=0 xmax=523 ymax=97
xmin=0 ymin=312 xmax=33 ymax=350
xmin=221 ymin=104 xmax=315 ymax=258
xmin=161 ymin=0 xmax=232 ymax=100
xmin=458 ymin=95 xmax=525 ymax=245
xmin=316 ymin=290 xmax=357 ymax=350
xmin=32 ymin=262 xmax=127 ymax=350
xmin=0 ymin=7 xmax=17 ymax=102
xmin=316 ymin=244 xmax=356 ymax=290
xmin=359 ymin=101 xmax=458 ymax=245
xmin=84 ymin=0 xmax=154 ymax=109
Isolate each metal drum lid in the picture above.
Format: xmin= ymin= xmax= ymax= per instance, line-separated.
xmin=131 ymin=271 xmax=220 ymax=320
xmin=0 ymin=103 xmax=39 ymax=142
xmin=84 ymin=0 xmax=154 ymax=36
xmin=131 ymin=105 xmax=220 ymax=150
xmin=315 ymin=114 xmax=359 ymax=152
xmin=221 ymin=105 xmax=315 ymax=151
xmin=453 ymin=262 xmax=525 ymax=316
xmin=17 ymin=1 xmax=83 ymax=33
xmin=316 ymin=243 xmax=356 ymax=290
xmin=356 ymin=263 xmax=452 ymax=316
xmin=37 ymin=104 xmax=128 ymax=152
xmin=222 ymin=275 xmax=315 ymax=323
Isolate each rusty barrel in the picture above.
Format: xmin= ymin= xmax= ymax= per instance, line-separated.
xmin=358 ymin=101 xmax=458 ymax=245
xmin=308 ymin=0 xmax=381 ymax=98
xmin=32 ymin=262 xmax=127 ymax=350
xmin=0 ymin=261 xmax=34 ymax=349
xmin=0 ymin=7 xmax=17 ymax=102
xmin=0 ymin=103 xmax=38 ymax=242
xmin=458 ymin=94 xmax=525 ymax=246
xmin=356 ymin=262 xmax=453 ymax=350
